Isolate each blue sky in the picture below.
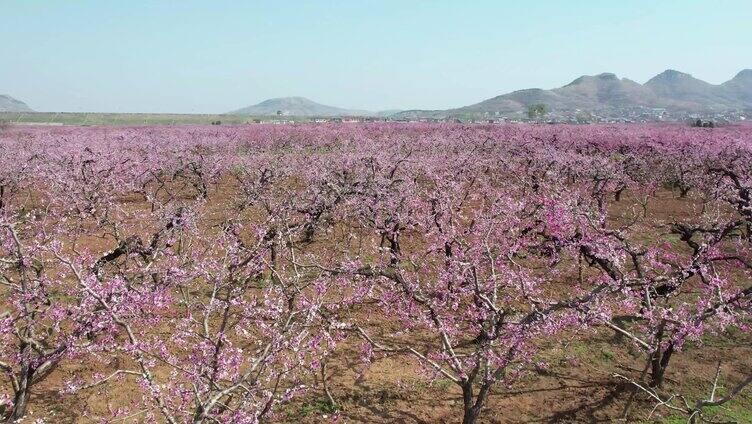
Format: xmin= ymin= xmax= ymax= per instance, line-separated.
xmin=1 ymin=0 xmax=750 ymax=113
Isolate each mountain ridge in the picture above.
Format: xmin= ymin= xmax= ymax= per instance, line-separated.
xmin=394 ymin=69 xmax=752 ymax=120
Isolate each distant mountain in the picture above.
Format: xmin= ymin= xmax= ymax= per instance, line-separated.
xmin=0 ymin=95 xmax=33 ymax=112
xmin=644 ymin=69 xmax=731 ymax=111
xmin=721 ymin=69 xmax=752 ymax=106
xmin=394 ymin=69 xmax=752 ymax=120
xmin=449 ymin=73 xmax=655 ymax=116
xmin=229 ymin=97 xmax=397 ymax=117
xmin=554 ymin=73 xmax=656 ymax=108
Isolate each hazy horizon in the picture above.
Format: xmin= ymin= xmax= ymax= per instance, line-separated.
xmin=2 ymin=0 xmax=751 ymax=114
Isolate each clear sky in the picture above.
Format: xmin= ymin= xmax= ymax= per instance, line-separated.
xmin=2 ymin=0 xmax=750 ymax=113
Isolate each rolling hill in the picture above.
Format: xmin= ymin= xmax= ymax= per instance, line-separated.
xmin=229 ymin=97 xmax=395 ymax=117
xmin=0 ymin=95 xmax=33 ymax=112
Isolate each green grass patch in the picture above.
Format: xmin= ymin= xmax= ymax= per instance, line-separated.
xmin=297 ymin=399 xmax=340 ymax=417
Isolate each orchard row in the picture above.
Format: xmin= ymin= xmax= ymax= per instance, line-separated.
xmin=1 ymin=123 xmax=751 ymax=423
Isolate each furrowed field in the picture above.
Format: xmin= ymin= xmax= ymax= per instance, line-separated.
xmin=1 ymin=123 xmax=751 ymax=423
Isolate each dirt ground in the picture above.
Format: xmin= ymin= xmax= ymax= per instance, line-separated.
xmin=21 ymin=322 xmax=751 ymax=423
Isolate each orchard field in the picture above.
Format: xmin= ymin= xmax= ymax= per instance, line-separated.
xmin=0 ymin=123 xmax=751 ymax=423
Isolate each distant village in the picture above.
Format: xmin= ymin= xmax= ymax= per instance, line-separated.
xmin=246 ymin=106 xmax=750 ymax=126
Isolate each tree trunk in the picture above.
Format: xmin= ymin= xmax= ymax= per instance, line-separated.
xmin=462 ymin=408 xmax=480 ymax=424
xmin=8 ymin=367 xmax=32 ymax=422
xmin=614 ymin=188 xmax=625 ymax=202
xmin=461 ymin=381 xmax=493 ymax=424
xmin=649 ymin=352 xmax=665 ymax=388
xmin=649 ymin=344 xmax=674 ymax=388
xmin=461 ymin=384 xmax=479 ymax=424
